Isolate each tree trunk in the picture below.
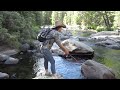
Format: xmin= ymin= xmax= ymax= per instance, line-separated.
xmin=103 ymin=11 xmax=111 ymax=30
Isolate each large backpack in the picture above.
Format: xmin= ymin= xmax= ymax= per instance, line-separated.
xmin=37 ymin=28 xmax=52 ymax=42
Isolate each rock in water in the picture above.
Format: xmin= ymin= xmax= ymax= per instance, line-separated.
xmin=1 ymin=49 xmax=18 ymax=56
xmin=4 ymin=57 xmax=19 ymax=64
xmin=51 ymin=39 xmax=94 ymax=59
xmin=33 ymin=70 xmax=63 ymax=79
xmin=0 ymin=72 xmax=9 ymax=79
xmin=81 ymin=60 xmax=116 ymax=79
xmin=0 ymin=54 xmax=9 ymax=62
xmin=52 ymin=39 xmax=94 ymax=53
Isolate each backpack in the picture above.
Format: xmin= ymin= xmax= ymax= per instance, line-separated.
xmin=37 ymin=28 xmax=52 ymax=42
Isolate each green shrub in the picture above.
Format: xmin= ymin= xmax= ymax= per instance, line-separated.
xmin=96 ymin=26 xmax=106 ymax=32
xmin=0 ymin=28 xmax=8 ymax=42
xmin=6 ymin=35 xmax=21 ymax=49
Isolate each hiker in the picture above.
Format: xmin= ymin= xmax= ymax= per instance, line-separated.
xmin=41 ymin=21 xmax=69 ymax=79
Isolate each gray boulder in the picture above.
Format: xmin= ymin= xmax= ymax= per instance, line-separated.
xmin=81 ymin=60 xmax=116 ymax=79
xmin=19 ymin=43 xmax=30 ymax=52
xmin=0 ymin=54 xmax=9 ymax=62
xmin=1 ymin=50 xmax=18 ymax=56
xmin=0 ymin=72 xmax=9 ymax=79
xmin=4 ymin=57 xmax=19 ymax=64
xmin=51 ymin=39 xmax=94 ymax=59
xmin=61 ymin=39 xmax=94 ymax=53
xmin=0 ymin=54 xmax=19 ymax=64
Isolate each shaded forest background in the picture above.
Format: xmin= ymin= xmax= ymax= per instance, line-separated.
xmin=0 ymin=11 xmax=120 ymax=49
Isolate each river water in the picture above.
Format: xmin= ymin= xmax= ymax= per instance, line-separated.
xmin=0 ymin=30 xmax=120 ymax=79
xmin=33 ymin=56 xmax=84 ymax=79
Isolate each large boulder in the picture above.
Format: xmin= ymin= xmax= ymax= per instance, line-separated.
xmin=0 ymin=72 xmax=9 ymax=79
xmin=81 ymin=60 xmax=116 ymax=79
xmin=61 ymin=39 xmax=94 ymax=53
xmin=51 ymin=39 xmax=94 ymax=59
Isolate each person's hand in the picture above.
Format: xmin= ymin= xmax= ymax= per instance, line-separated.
xmin=64 ymin=49 xmax=69 ymax=56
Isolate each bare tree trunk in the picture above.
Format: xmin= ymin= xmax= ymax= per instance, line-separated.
xmin=103 ymin=15 xmax=107 ymax=27
xmin=103 ymin=11 xmax=111 ymax=30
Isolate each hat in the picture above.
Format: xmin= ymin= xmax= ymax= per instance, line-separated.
xmin=53 ymin=21 xmax=66 ymax=28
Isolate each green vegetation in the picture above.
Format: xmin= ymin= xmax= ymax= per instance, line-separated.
xmin=93 ymin=46 xmax=120 ymax=79
xmin=0 ymin=11 xmax=120 ymax=49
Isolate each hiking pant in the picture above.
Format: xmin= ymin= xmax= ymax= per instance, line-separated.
xmin=42 ymin=48 xmax=56 ymax=74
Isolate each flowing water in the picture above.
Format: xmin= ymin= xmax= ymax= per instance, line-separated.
xmin=33 ymin=56 xmax=84 ymax=79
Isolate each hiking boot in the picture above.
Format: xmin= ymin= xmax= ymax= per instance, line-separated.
xmin=52 ymin=74 xmax=63 ymax=79
xmin=45 ymin=72 xmax=52 ymax=76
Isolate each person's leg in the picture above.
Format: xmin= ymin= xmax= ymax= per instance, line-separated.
xmin=44 ymin=58 xmax=49 ymax=75
xmin=42 ymin=48 xmax=56 ymax=75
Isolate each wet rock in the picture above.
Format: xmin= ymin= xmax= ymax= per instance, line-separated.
xmin=32 ymin=40 xmax=42 ymax=53
xmin=78 ymin=37 xmax=88 ymax=41
xmin=81 ymin=60 xmax=116 ymax=79
xmin=107 ymin=45 xmax=120 ymax=50
xmin=89 ymin=31 xmax=120 ymax=50
xmin=0 ymin=49 xmax=18 ymax=56
xmin=95 ymin=39 xmax=120 ymax=50
xmin=61 ymin=39 xmax=94 ymax=53
xmin=88 ymin=35 xmax=109 ymax=41
xmin=90 ymin=31 xmax=118 ymax=37
xmin=19 ymin=43 xmax=30 ymax=52
xmin=0 ymin=54 xmax=19 ymax=64
xmin=95 ymin=40 xmax=116 ymax=46
xmin=51 ymin=39 xmax=94 ymax=59
xmin=4 ymin=57 xmax=19 ymax=64
xmin=33 ymin=71 xmax=63 ymax=79
xmin=0 ymin=72 xmax=9 ymax=79
xmin=32 ymin=40 xmax=41 ymax=49
xmin=0 ymin=54 xmax=9 ymax=62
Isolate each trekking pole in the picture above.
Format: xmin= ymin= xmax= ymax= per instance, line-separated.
xmin=68 ymin=54 xmax=78 ymax=62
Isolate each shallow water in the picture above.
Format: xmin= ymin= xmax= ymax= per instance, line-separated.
xmin=33 ymin=56 xmax=84 ymax=79
xmin=0 ymin=53 xmax=36 ymax=79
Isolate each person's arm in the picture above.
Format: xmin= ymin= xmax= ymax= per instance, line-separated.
xmin=58 ymin=43 xmax=69 ymax=55
xmin=54 ymin=32 xmax=69 ymax=55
